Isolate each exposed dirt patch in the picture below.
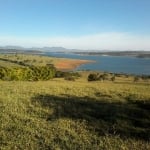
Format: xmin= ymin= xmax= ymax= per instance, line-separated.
xmin=55 ymin=59 xmax=94 ymax=71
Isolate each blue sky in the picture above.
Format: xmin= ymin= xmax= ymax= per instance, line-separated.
xmin=0 ymin=0 xmax=150 ymax=50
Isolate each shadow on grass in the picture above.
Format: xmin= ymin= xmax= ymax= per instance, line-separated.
xmin=31 ymin=94 xmax=150 ymax=141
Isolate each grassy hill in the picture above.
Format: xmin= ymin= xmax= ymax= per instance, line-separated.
xmin=0 ymin=54 xmax=150 ymax=149
xmin=0 ymin=54 xmax=91 ymax=70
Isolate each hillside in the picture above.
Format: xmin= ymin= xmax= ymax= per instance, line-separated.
xmin=0 ymin=54 xmax=150 ymax=149
xmin=0 ymin=54 xmax=92 ymax=71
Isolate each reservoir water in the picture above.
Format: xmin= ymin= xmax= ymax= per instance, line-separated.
xmin=45 ymin=52 xmax=150 ymax=75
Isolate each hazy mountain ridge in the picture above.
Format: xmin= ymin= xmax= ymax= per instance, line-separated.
xmin=0 ymin=46 xmax=150 ymax=58
xmin=0 ymin=46 xmax=68 ymax=52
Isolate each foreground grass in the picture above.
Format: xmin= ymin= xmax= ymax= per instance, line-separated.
xmin=0 ymin=76 xmax=150 ymax=150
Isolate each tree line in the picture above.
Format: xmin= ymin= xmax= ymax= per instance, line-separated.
xmin=88 ymin=73 xmax=115 ymax=81
xmin=0 ymin=64 xmax=81 ymax=81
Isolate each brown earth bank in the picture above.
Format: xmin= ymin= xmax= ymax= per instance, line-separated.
xmin=54 ymin=59 xmax=94 ymax=71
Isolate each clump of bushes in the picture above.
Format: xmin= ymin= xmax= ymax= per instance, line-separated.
xmin=99 ymin=73 xmax=109 ymax=81
xmin=55 ymin=71 xmax=81 ymax=78
xmin=0 ymin=63 xmax=83 ymax=81
xmin=88 ymin=73 xmax=115 ymax=82
xmin=0 ymin=65 xmax=56 ymax=81
xmin=88 ymin=73 xmax=99 ymax=81
xmin=56 ymin=71 xmax=81 ymax=81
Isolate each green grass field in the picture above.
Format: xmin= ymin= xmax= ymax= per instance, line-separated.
xmin=0 ymin=54 xmax=150 ymax=149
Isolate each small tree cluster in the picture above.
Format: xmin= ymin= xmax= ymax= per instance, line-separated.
xmin=88 ymin=73 xmax=115 ymax=82
xmin=55 ymin=71 xmax=80 ymax=78
xmin=55 ymin=71 xmax=81 ymax=81
xmin=88 ymin=73 xmax=98 ymax=81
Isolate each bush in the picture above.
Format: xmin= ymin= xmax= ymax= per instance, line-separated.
xmin=88 ymin=73 xmax=116 ymax=82
xmin=88 ymin=73 xmax=98 ymax=81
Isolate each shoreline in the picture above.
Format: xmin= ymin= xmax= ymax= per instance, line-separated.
xmin=54 ymin=59 xmax=95 ymax=71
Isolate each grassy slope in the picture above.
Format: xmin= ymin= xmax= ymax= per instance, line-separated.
xmin=0 ymin=77 xmax=150 ymax=150
xmin=0 ymin=54 xmax=70 ymax=67
xmin=0 ymin=54 xmax=91 ymax=70
xmin=0 ymin=54 xmax=150 ymax=149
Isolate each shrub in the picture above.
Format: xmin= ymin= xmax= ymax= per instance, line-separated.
xmin=88 ymin=73 xmax=98 ymax=81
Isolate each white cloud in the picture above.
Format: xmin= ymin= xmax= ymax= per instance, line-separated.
xmin=0 ymin=32 xmax=150 ymax=50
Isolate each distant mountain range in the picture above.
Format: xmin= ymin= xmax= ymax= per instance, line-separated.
xmin=0 ymin=46 xmax=68 ymax=52
xmin=0 ymin=46 xmax=150 ymax=58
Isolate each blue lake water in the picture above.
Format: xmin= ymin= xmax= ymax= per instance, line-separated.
xmin=44 ymin=52 xmax=150 ymax=75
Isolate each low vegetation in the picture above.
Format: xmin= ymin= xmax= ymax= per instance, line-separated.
xmin=0 ymin=66 xmax=56 ymax=81
xmin=0 ymin=54 xmax=150 ymax=149
xmin=88 ymin=72 xmax=150 ymax=82
xmin=0 ymin=54 xmax=82 ymax=81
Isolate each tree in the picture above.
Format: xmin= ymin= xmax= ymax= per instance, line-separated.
xmin=88 ymin=73 xmax=98 ymax=81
